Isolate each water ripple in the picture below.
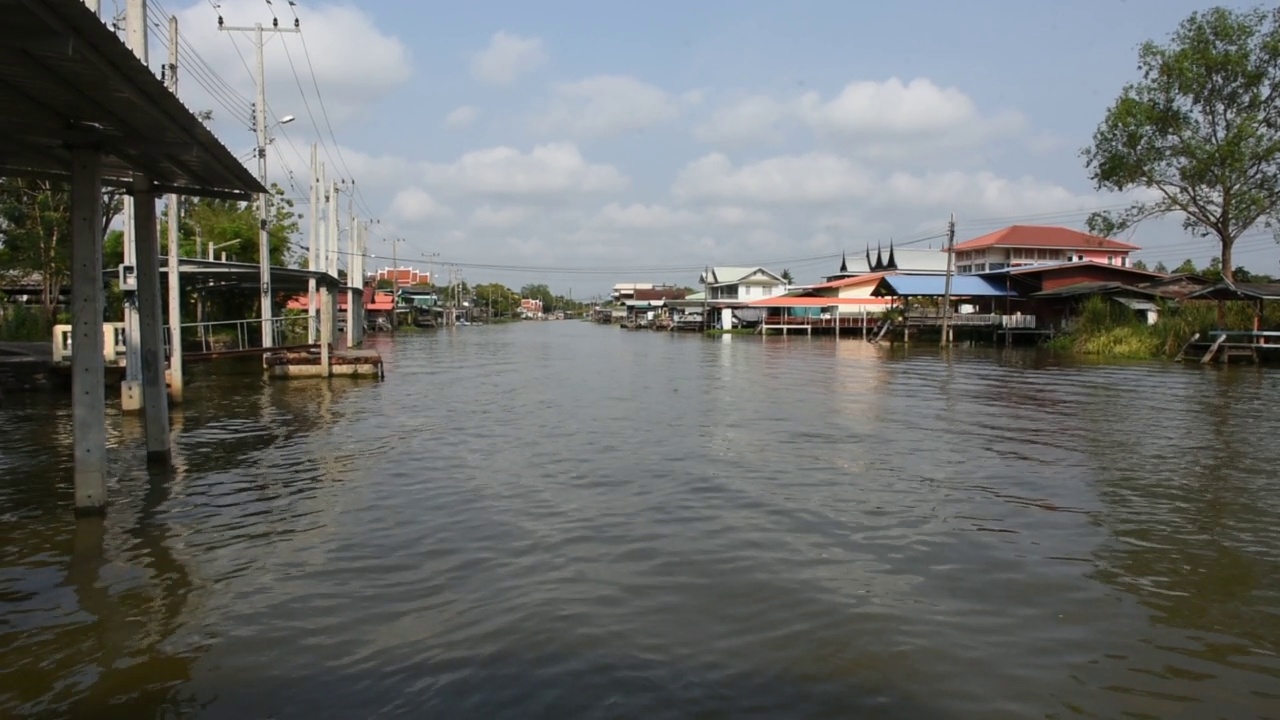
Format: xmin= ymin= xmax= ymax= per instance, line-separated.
xmin=2 ymin=326 xmax=1279 ymax=718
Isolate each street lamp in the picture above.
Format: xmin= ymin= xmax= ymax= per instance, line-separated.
xmin=209 ymin=239 xmax=240 ymax=261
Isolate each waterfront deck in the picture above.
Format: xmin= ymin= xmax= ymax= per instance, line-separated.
xmin=1177 ymin=330 xmax=1280 ymax=364
xmin=264 ymin=347 xmax=384 ymax=379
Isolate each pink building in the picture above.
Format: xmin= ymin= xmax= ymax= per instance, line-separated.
xmin=954 ymin=225 xmax=1140 ymax=274
xmin=520 ymin=298 xmax=543 ymax=316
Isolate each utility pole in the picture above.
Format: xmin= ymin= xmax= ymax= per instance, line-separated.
xmin=119 ymin=0 xmax=147 ymax=412
xmin=307 ymin=144 xmax=319 ymax=343
xmin=219 ymin=14 xmax=299 ymax=348
xmin=388 ymin=237 xmax=404 ymax=334
xmin=346 ymin=185 xmax=356 ymax=345
xmin=165 ymin=13 xmax=183 ymax=402
xmin=940 ymin=212 xmax=957 ymax=348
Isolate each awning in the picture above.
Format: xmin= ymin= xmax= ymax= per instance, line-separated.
xmin=0 ymin=0 xmax=265 ymax=199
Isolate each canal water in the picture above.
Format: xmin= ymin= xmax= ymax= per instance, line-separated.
xmin=2 ymin=321 xmax=1278 ymax=719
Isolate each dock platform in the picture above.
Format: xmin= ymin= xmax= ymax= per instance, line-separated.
xmin=1177 ymin=330 xmax=1280 ymax=365
xmin=264 ymin=347 xmax=384 ymax=379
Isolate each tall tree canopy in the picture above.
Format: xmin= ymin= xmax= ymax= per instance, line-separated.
xmin=1083 ymin=6 xmax=1280 ymax=282
xmin=0 ymin=178 xmax=122 ymax=318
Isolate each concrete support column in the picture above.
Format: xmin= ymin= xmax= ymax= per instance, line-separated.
xmin=346 ymin=287 xmax=356 ymax=350
xmin=132 ymin=180 xmax=171 ymax=462
xmin=70 ymin=149 xmax=107 ymax=515
xmin=319 ymin=285 xmax=332 ymax=377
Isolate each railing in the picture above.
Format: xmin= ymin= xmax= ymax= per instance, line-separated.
xmin=52 ymin=322 xmax=169 ymax=365
xmin=906 ymin=313 xmax=1036 ymax=329
xmin=52 ymin=315 xmax=319 ymax=364
xmin=183 ymin=315 xmax=320 ymax=354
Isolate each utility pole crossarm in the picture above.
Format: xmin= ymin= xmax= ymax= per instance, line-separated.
xmin=217 ymin=20 xmax=300 ymax=348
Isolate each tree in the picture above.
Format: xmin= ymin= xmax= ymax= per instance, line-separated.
xmin=1174 ymin=258 xmax=1199 ymax=274
xmin=1082 ymin=6 xmax=1280 ymax=283
xmin=781 ymin=268 xmax=795 ymax=284
xmin=1132 ymin=259 xmax=1149 ymax=271
xmin=519 ymin=283 xmax=555 ymax=310
xmin=474 ymin=282 xmax=517 ymax=316
xmin=1154 ymin=261 xmax=1169 ymax=274
xmin=0 ymin=178 xmax=123 ymax=320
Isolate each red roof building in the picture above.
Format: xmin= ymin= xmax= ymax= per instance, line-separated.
xmin=376 ymin=267 xmax=431 ymax=287
xmin=954 ymin=225 xmax=1140 ymax=274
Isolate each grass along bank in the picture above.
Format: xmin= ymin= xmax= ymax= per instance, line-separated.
xmin=1044 ymin=296 xmax=1279 ymax=359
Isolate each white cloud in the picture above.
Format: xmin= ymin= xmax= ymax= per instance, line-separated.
xmin=670 ymin=151 xmax=1105 ymax=222
xmin=425 ymin=143 xmax=629 ymax=198
xmin=471 ymin=31 xmax=546 ymax=86
xmin=444 ymin=105 xmax=480 ymax=129
xmin=176 ymin=0 xmax=410 ymax=133
xmin=533 ymin=75 xmax=682 ymax=138
xmin=694 ymin=95 xmax=790 ymax=145
xmin=704 ymin=205 xmax=773 ymax=226
xmin=591 ymin=203 xmax=700 ymax=229
xmin=797 ymin=78 xmax=982 ymax=136
xmin=390 ymin=187 xmax=451 ymax=222
xmin=673 ymin=153 xmax=875 ymax=204
xmin=470 ymin=205 xmax=533 ymax=229
xmin=691 ymin=78 xmax=1026 ymax=162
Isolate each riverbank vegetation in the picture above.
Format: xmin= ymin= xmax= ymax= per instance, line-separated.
xmin=1045 ymin=296 xmax=1280 ymax=359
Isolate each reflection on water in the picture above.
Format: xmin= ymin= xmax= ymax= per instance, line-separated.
xmin=2 ymin=323 xmax=1279 ymax=719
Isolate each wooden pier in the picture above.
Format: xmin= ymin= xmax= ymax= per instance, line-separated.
xmin=1177 ymin=330 xmax=1280 ymax=365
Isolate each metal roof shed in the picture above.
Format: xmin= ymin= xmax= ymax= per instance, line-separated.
xmin=0 ymin=0 xmax=265 ymax=516
xmin=871 ymin=274 xmax=1016 ymax=298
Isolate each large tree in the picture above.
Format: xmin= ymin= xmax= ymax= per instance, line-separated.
xmin=1082 ymin=6 xmax=1280 ymax=283
xmin=0 ymin=178 xmax=122 ymax=319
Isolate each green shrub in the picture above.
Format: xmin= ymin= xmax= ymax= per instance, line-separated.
xmin=0 ymin=305 xmax=53 ymax=342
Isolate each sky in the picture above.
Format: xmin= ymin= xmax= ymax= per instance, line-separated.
xmin=140 ymin=0 xmax=1278 ymax=296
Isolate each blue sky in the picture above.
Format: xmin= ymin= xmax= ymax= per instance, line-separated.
xmin=167 ymin=0 xmax=1276 ymax=295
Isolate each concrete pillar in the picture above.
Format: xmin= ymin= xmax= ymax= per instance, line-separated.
xmin=346 ymin=287 xmax=356 ymax=349
xmin=319 ymin=285 xmax=332 ymax=377
xmin=132 ymin=180 xmax=171 ymax=462
xmin=70 ymin=149 xmax=107 ymax=515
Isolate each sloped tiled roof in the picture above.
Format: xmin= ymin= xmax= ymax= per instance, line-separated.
xmin=955 ymin=225 xmax=1141 ymax=251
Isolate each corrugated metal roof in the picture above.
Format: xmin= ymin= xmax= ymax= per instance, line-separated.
xmin=0 ymin=0 xmax=264 ymax=199
xmin=1185 ymin=281 xmax=1280 ymax=301
xmin=747 ymin=296 xmax=892 ymax=307
xmin=873 ymin=275 xmax=1015 ymax=297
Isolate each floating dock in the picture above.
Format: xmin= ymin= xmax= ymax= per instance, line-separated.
xmin=264 ymin=347 xmax=384 ymax=379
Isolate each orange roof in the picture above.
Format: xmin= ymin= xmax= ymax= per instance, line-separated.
xmin=808 ymin=271 xmax=891 ymax=290
xmin=748 ymin=296 xmax=892 ymax=307
xmin=955 ymin=225 xmax=1140 ymax=252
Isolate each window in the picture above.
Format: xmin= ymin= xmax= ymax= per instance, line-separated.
xmin=1107 ymin=255 xmax=1115 ymax=265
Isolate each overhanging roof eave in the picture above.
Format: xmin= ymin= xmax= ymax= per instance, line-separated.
xmin=1 ymin=0 xmax=265 ymax=198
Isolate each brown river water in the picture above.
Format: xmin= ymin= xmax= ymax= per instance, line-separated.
xmin=1 ymin=321 xmax=1278 ymax=719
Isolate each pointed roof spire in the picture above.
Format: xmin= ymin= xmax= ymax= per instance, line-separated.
xmin=873 ymin=244 xmax=884 ymax=271
xmin=839 ymin=251 xmax=848 ymax=274
xmin=886 ymin=240 xmax=897 ymax=270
